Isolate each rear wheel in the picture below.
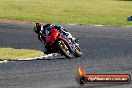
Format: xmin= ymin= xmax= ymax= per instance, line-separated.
xmin=57 ymin=40 xmax=73 ymax=59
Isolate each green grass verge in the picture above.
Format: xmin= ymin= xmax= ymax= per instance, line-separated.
xmin=0 ymin=0 xmax=132 ymax=25
xmin=0 ymin=48 xmax=44 ymax=60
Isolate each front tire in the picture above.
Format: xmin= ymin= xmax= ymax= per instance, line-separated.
xmin=57 ymin=40 xmax=73 ymax=59
xmin=74 ymin=46 xmax=82 ymax=57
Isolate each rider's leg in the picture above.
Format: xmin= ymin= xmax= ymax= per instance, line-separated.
xmin=38 ymin=35 xmax=50 ymax=54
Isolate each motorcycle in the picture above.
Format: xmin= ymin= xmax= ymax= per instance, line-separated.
xmin=35 ymin=26 xmax=82 ymax=59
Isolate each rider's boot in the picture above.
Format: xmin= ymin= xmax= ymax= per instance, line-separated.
xmin=43 ymin=45 xmax=51 ymax=54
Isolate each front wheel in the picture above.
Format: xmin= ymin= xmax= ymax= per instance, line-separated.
xmin=74 ymin=45 xmax=82 ymax=57
xmin=57 ymin=40 xmax=73 ymax=59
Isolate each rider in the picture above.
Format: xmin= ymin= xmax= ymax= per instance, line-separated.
xmin=33 ymin=23 xmax=75 ymax=54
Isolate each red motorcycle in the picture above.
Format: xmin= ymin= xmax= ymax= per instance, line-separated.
xmin=35 ymin=26 xmax=82 ymax=59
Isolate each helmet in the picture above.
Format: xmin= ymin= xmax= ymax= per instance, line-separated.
xmin=54 ymin=25 xmax=66 ymax=32
xmin=54 ymin=25 xmax=61 ymax=30
xmin=43 ymin=24 xmax=52 ymax=28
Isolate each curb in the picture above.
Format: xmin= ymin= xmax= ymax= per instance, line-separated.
xmin=17 ymin=53 xmax=55 ymax=60
xmin=0 ymin=60 xmax=8 ymax=64
xmin=0 ymin=53 xmax=58 ymax=64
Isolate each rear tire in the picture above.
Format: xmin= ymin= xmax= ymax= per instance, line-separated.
xmin=57 ymin=40 xmax=73 ymax=59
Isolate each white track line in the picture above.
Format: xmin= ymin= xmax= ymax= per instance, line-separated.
xmin=0 ymin=53 xmax=58 ymax=64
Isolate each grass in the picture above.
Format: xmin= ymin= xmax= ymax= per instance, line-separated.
xmin=0 ymin=48 xmax=44 ymax=60
xmin=0 ymin=0 xmax=132 ymax=25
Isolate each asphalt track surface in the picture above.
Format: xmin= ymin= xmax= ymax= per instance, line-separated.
xmin=0 ymin=22 xmax=132 ymax=88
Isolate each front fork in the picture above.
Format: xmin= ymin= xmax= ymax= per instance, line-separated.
xmin=61 ymin=34 xmax=80 ymax=53
xmin=71 ymin=42 xmax=79 ymax=52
